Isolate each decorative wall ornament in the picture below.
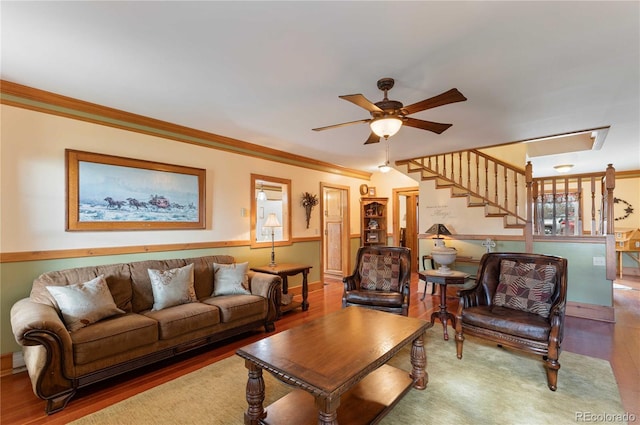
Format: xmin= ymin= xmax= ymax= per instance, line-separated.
xmin=301 ymin=192 xmax=319 ymax=229
xmin=614 ymin=197 xmax=634 ymax=221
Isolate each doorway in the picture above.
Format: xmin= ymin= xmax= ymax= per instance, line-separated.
xmin=393 ymin=187 xmax=419 ymax=273
xmin=321 ymin=183 xmax=350 ymax=279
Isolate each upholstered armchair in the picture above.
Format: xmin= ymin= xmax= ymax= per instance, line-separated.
xmin=454 ymin=252 xmax=568 ymax=390
xmin=342 ymin=246 xmax=411 ymax=316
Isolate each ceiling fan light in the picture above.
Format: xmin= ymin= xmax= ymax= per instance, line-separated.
xmin=370 ymin=117 xmax=402 ymax=139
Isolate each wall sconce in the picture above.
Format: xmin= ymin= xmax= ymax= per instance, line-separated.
xmin=257 ymin=184 xmax=267 ymax=201
xmin=263 ymin=213 xmax=281 ymax=266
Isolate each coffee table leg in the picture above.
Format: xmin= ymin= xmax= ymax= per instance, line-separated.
xmin=315 ymin=397 xmax=339 ymax=425
xmin=244 ymin=361 xmax=265 ymax=425
xmin=410 ymin=333 xmax=428 ymax=390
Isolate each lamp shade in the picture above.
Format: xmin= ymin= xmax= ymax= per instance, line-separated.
xmin=424 ymin=223 xmax=452 ymax=237
xmin=370 ymin=117 xmax=402 ymax=139
xmin=263 ymin=213 xmax=281 ymax=228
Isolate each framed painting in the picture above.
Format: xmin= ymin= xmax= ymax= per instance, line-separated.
xmin=66 ymin=149 xmax=206 ymax=231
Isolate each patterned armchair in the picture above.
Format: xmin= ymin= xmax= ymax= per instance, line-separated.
xmin=454 ymin=252 xmax=568 ymax=390
xmin=342 ymin=246 xmax=411 ymax=316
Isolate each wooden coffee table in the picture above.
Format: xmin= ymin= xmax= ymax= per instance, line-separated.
xmin=236 ymin=307 xmax=432 ymax=425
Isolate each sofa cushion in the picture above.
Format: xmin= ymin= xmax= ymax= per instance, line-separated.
xmin=46 ymin=275 xmax=125 ymax=332
xmin=213 ymin=262 xmax=250 ymax=296
xmin=359 ymin=252 xmax=401 ymax=291
xmin=185 ymin=255 xmax=235 ymax=300
xmin=462 ymin=305 xmax=551 ymax=341
xmin=148 ymin=263 xmax=197 ymax=311
xmin=130 ymin=259 xmax=187 ymax=312
xmin=493 ymin=260 xmax=557 ymax=318
xmin=32 ymin=263 xmax=133 ymax=312
xmin=203 ymin=295 xmax=267 ymax=323
xmin=71 ymin=313 xmax=158 ymax=365
xmin=344 ymin=290 xmax=404 ymax=307
xmin=142 ymin=303 xmax=221 ymax=340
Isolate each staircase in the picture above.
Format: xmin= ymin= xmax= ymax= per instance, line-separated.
xmin=397 ymin=150 xmax=617 ymax=237
xmin=397 ymin=149 xmax=528 ymax=230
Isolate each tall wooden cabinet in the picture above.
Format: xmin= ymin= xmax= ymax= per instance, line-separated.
xmin=361 ymin=197 xmax=388 ymax=246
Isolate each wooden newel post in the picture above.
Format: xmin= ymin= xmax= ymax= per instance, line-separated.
xmin=605 ymin=164 xmax=615 ymax=235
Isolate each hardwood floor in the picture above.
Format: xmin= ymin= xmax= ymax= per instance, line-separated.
xmin=2 ymin=273 xmax=638 ymax=424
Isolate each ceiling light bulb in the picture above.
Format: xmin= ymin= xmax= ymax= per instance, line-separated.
xmin=379 ymin=163 xmax=391 ymax=173
xmin=553 ymin=164 xmax=574 ymax=173
xmin=370 ymin=117 xmax=402 ymax=139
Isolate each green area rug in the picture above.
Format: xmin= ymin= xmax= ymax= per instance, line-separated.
xmin=72 ymin=331 xmax=625 ymax=425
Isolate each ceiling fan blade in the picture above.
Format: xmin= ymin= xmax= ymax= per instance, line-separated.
xmin=403 ymin=117 xmax=453 ymax=134
xmin=402 ymin=88 xmax=467 ymax=115
xmin=339 ymin=94 xmax=383 ymax=113
xmin=312 ymin=118 xmax=370 ymax=132
xmin=364 ymin=132 xmax=381 ymax=145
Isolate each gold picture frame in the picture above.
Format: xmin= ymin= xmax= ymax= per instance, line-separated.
xmin=66 ymin=149 xmax=206 ymax=231
xmin=368 ymin=186 xmax=377 ymax=196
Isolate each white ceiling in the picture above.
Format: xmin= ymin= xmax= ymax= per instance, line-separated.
xmin=2 ymin=1 xmax=638 ymax=177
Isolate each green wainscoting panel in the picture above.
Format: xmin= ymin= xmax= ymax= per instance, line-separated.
xmin=1 ymin=242 xmax=321 ymax=355
xmin=418 ymin=238 xmax=611 ymax=309
xmin=533 ymin=241 xmax=611 ymax=307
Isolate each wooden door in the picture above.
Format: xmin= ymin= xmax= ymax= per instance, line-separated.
xmin=322 ymin=185 xmax=349 ymax=277
xmin=393 ymin=188 xmax=419 ymax=273
xmin=404 ymin=194 xmax=419 ymax=272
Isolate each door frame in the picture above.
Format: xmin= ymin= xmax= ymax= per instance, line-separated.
xmin=320 ymin=182 xmax=351 ymax=281
xmin=393 ymin=186 xmax=419 ymax=271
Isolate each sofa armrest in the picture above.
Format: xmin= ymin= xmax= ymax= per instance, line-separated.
xmin=247 ymin=271 xmax=282 ymax=324
xmin=10 ymin=298 xmax=76 ymax=411
xmin=11 ymin=298 xmax=71 ymax=348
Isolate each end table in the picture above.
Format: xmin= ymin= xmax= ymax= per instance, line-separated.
xmin=250 ymin=263 xmax=312 ymax=317
xmin=418 ymin=270 xmax=468 ymax=340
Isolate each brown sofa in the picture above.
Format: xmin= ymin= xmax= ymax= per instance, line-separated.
xmin=10 ymin=254 xmax=281 ymax=414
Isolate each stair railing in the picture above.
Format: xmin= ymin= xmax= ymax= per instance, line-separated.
xmin=398 ymin=152 xmax=616 ymax=237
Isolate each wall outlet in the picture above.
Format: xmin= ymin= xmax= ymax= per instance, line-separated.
xmin=593 ymin=256 xmax=606 ymax=266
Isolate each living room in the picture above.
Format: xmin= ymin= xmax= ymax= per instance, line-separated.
xmin=2 ymin=2 xmax=639 ymax=423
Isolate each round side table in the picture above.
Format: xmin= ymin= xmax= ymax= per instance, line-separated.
xmin=418 ymin=270 xmax=468 ymax=340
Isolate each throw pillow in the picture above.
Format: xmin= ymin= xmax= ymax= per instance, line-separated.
xmin=359 ymin=253 xmax=401 ymax=291
xmin=46 ymin=275 xmax=125 ymax=332
xmin=493 ymin=259 xmax=557 ymax=318
xmin=148 ymin=263 xmax=197 ymax=311
xmin=212 ymin=262 xmax=251 ymax=296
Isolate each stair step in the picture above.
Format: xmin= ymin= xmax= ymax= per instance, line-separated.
xmin=451 ymin=188 xmax=469 ymax=197
xmin=486 ymin=212 xmax=508 ymax=218
xmin=505 ymin=223 xmax=526 ymax=229
xmin=468 ymin=195 xmax=486 ymax=204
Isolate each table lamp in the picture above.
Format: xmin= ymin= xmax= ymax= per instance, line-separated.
xmin=425 ymin=223 xmax=452 ymax=248
xmin=425 ymin=223 xmax=457 ymax=275
xmin=263 ymin=213 xmax=281 ymax=266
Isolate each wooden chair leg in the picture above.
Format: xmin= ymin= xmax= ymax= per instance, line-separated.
xmin=454 ymin=331 xmax=464 ymax=359
xmin=545 ymin=357 xmax=560 ymax=391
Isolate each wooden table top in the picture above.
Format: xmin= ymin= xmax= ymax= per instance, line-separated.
xmin=419 ymin=269 xmax=469 ymax=279
xmin=236 ymin=306 xmax=430 ymax=394
xmin=250 ymin=263 xmax=312 ymax=274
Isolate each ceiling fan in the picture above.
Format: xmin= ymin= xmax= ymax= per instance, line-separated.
xmin=313 ymin=78 xmax=467 ymax=144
